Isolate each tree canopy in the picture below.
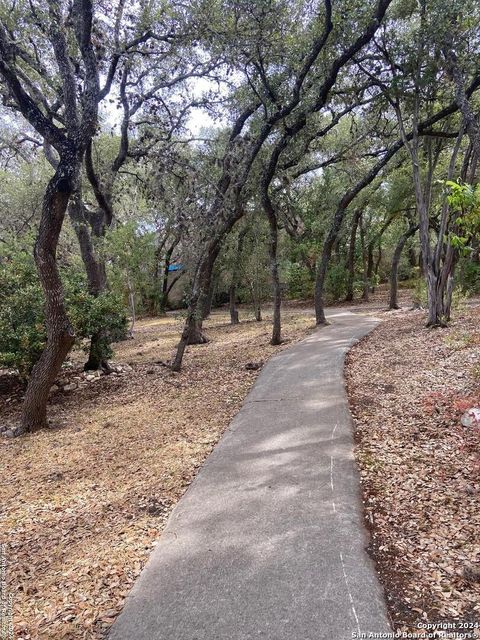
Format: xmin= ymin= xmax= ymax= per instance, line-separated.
xmin=1 ymin=0 xmax=480 ymax=433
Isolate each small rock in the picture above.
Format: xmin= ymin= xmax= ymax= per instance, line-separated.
xmin=146 ymin=368 xmax=155 ymax=374
xmin=85 ymin=375 xmax=95 ymax=382
xmin=48 ymin=471 xmax=64 ymax=482
xmin=463 ymin=563 xmax=480 ymax=583
xmin=50 ymin=384 xmax=59 ymax=393
xmin=63 ymin=382 xmax=78 ymax=392
xmin=5 ymin=429 xmax=15 ymax=438
xmin=245 ymin=361 xmax=263 ymax=371
xmin=461 ymin=407 xmax=480 ymax=428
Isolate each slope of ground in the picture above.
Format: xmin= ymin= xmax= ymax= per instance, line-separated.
xmin=346 ymin=304 xmax=480 ymax=635
xmin=1 ymin=305 xmax=314 ymax=640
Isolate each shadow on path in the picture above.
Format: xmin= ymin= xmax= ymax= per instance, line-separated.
xmin=109 ymin=310 xmax=391 ymax=640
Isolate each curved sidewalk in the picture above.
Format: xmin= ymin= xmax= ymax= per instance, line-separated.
xmin=110 ymin=310 xmax=391 ymax=640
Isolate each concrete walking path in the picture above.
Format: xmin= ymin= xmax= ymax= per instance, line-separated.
xmin=110 ymin=310 xmax=391 ymax=640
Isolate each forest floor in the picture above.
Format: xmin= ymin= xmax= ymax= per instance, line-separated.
xmin=3 ymin=288 xmax=479 ymax=639
xmin=1 ymin=302 xmax=317 ymax=640
xmin=346 ymin=300 xmax=480 ymax=635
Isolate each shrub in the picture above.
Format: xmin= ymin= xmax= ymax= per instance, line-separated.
xmin=324 ymin=263 xmax=348 ymax=302
xmin=286 ymin=263 xmax=314 ymax=299
xmin=457 ymin=259 xmax=480 ymax=294
xmin=0 ymin=244 xmax=128 ymax=378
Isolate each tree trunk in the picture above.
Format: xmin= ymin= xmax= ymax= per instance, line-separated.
xmin=171 ymin=244 xmax=220 ymax=371
xmin=345 ymin=209 xmax=361 ymax=302
xmin=159 ymin=243 xmax=175 ymax=314
xmin=389 ymin=225 xmax=418 ymax=310
xmin=68 ymin=190 xmax=111 ymax=371
xmin=201 ymin=279 xmax=215 ymax=321
xmin=187 ymin=317 xmax=209 ymax=344
xmin=372 ymin=244 xmax=382 ymax=292
xmin=266 ymin=206 xmax=282 ymax=345
xmin=315 ymin=196 xmax=358 ymax=325
xmin=21 ymin=163 xmax=77 ymax=433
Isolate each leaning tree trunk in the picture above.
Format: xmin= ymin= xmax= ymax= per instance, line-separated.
xmin=171 ymin=244 xmax=220 ymax=371
xmin=389 ymin=225 xmax=418 ymax=310
xmin=21 ymin=164 xmax=77 ymax=433
xmin=159 ymin=243 xmax=175 ymax=314
xmin=315 ymin=196 xmax=356 ymax=325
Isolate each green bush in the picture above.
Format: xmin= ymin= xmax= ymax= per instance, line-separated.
xmin=0 ymin=249 xmax=46 ymax=377
xmin=324 ymin=263 xmax=348 ymax=302
xmin=0 ymin=244 xmax=128 ymax=378
xmin=411 ymin=277 xmax=427 ymax=307
xmin=286 ymin=263 xmax=314 ymax=299
xmin=457 ymin=259 xmax=480 ymax=294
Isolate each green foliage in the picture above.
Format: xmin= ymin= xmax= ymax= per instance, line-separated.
xmin=412 ymin=275 xmax=427 ymax=307
xmin=445 ymin=181 xmax=480 ymax=254
xmin=457 ymin=258 xmax=480 ymax=294
xmin=0 ymin=242 xmax=128 ymax=378
xmin=324 ymin=263 xmax=348 ymax=303
xmin=0 ymin=247 xmax=45 ymax=377
xmin=286 ymin=263 xmax=314 ymax=299
xmin=105 ymin=222 xmax=159 ymax=315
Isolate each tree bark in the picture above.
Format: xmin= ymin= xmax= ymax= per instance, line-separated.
xmin=262 ymin=189 xmax=282 ymax=345
xmin=268 ymin=212 xmax=282 ymax=345
xmin=21 ymin=160 xmax=77 ymax=432
xmin=159 ymin=242 xmax=175 ymax=314
xmin=171 ymin=241 xmax=221 ymax=371
xmin=201 ymin=278 xmax=215 ymax=321
xmin=68 ymin=189 xmax=112 ymax=371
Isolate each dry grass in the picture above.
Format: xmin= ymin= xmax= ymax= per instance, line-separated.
xmin=1 ymin=304 xmax=314 ymax=640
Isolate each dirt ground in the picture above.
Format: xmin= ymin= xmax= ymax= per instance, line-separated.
xmin=1 ymin=303 xmax=315 ymax=640
xmin=5 ymin=286 xmax=472 ymax=640
xmin=346 ymin=303 xmax=480 ymax=634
